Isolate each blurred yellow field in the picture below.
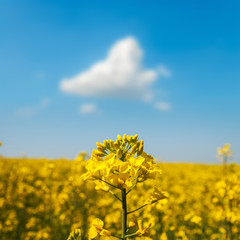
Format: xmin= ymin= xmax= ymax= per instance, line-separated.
xmin=1 ymin=144 xmax=239 ymax=240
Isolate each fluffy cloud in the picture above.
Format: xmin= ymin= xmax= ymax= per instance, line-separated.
xmin=155 ymin=101 xmax=171 ymax=111
xmin=79 ymin=103 xmax=97 ymax=114
xmin=60 ymin=37 xmax=170 ymax=101
xmin=15 ymin=98 xmax=49 ymax=117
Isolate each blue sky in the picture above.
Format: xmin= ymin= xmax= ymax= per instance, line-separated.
xmin=0 ymin=0 xmax=240 ymax=163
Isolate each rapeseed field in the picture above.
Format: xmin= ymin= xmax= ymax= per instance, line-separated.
xmin=0 ymin=136 xmax=239 ymax=240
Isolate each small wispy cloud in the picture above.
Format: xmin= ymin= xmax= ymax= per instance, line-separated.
xmin=35 ymin=71 xmax=46 ymax=80
xmin=155 ymin=101 xmax=171 ymax=111
xmin=79 ymin=103 xmax=97 ymax=114
xmin=157 ymin=66 xmax=172 ymax=78
xmin=15 ymin=98 xmax=49 ymax=117
xmin=60 ymin=37 xmax=171 ymax=102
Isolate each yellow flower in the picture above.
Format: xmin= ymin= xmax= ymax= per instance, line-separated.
xmin=67 ymin=229 xmax=81 ymax=240
xmin=128 ymin=219 xmax=137 ymax=227
xmin=105 ymin=161 xmax=132 ymax=189
xmin=217 ymin=143 xmax=233 ymax=158
xmin=191 ymin=215 xmax=202 ymax=225
xmin=136 ymin=219 xmax=152 ymax=237
xmin=83 ymin=156 xmax=106 ymax=179
xmin=148 ymin=187 xmax=168 ymax=204
xmin=160 ymin=233 xmax=168 ymax=240
xmin=88 ymin=218 xmax=111 ymax=239
xmin=95 ymin=181 xmax=109 ymax=192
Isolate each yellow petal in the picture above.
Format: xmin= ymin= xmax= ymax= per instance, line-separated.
xmin=88 ymin=227 xmax=98 ymax=239
xmin=92 ymin=218 xmax=104 ymax=228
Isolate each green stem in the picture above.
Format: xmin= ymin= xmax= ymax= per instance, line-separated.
xmin=127 ymin=203 xmax=149 ymax=215
xmin=109 ymin=189 xmax=122 ymax=202
xmin=98 ymin=178 xmax=121 ymax=190
xmin=125 ymin=232 xmax=138 ymax=238
xmin=122 ymin=189 xmax=127 ymax=240
xmin=111 ymin=234 xmax=123 ymax=239
xmin=126 ymin=181 xmax=137 ymax=195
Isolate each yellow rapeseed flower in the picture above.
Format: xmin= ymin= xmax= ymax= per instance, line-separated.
xmin=88 ymin=218 xmax=111 ymax=239
xmin=95 ymin=181 xmax=109 ymax=192
xmin=136 ymin=219 xmax=152 ymax=237
xmin=148 ymin=187 xmax=168 ymax=204
xmin=67 ymin=229 xmax=81 ymax=240
xmin=217 ymin=143 xmax=233 ymax=158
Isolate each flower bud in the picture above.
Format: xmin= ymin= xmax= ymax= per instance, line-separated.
xmin=130 ymin=144 xmax=137 ymax=155
xmin=103 ymin=140 xmax=108 ymax=148
xmin=127 ymin=135 xmax=132 ymax=142
xmin=138 ymin=144 xmax=143 ymax=155
xmin=117 ymin=135 xmax=122 ymax=141
xmin=133 ymin=134 xmax=138 ymax=142
xmin=96 ymin=142 xmax=105 ymax=151
xmin=96 ymin=142 xmax=103 ymax=148
xmin=122 ymin=134 xmax=127 ymax=146
xmin=95 ymin=150 xmax=105 ymax=157
xmin=117 ymin=149 xmax=122 ymax=159
xmin=114 ymin=140 xmax=120 ymax=149
xmin=109 ymin=140 xmax=115 ymax=149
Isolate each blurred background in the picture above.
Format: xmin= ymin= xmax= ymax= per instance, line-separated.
xmin=0 ymin=0 xmax=240 ymax=163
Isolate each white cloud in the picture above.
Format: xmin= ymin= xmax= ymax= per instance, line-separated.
xmin=79 ymin=103 xmax=97 ymax=114
xmin=155 ymin=101 xmax=171 ymax=111
xmin=60 ymin=37 xmax=171 ymax=101
xmin=15 ymin=98 xmax=49 ymax=117
xmin=157 ymin=66 xmax=172 ymax=78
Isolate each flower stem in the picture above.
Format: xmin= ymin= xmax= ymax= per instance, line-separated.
xmin=122 ymin=189 xmax=127 ymax=240
xmin=125 ymin=232 xmax=138 ymax=238
xmin=98 ymin=178 xmax=120 ymax=190
xmin=111 ymin=233 xmax=123 ymax=239
xmin=127 ymin=203 xmax=149 ymax=215
xmin=126 ymin=181 xmax=137 ymax=195
xmin=109 ymin=189 xmax=122 ymax=202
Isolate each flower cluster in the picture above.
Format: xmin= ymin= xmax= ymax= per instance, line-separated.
xmin=81 ymin=134 xmax=161 ymax=190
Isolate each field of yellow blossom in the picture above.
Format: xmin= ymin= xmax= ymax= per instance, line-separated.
xmin=0 ymin=142 xmax=240 ymax=240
